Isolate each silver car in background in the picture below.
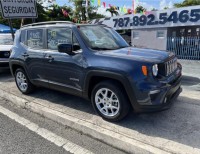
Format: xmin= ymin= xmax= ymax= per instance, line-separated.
xmin=0 ymin=34 xmax=13 ymax=70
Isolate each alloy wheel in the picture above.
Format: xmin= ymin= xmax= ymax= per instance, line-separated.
xmin=16 ymin=71 xmax=28 ymax=92
xmin=95 ymin=88 xmax=120 ymax=117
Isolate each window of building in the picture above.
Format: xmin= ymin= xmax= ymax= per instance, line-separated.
xmin=133 ymin=31 xmax=139 ymax=39
xmin=27 ymin=29 xmax=43 ymax=49
xmin=196 ymin=28 xmax=200 ymax=36
xmin=157 ymin=31 xmax=165 ymax=38
xmin=180 ymin=29 xmax=185 ymax=36
xmin=172 ymin=31 xmax=176 ymax=37
xmin=47 ymin=28 xmax=72 ymax=50
xmin=187 ymin=29 xmax=191 ymax=37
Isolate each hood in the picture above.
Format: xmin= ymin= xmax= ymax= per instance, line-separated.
xmin=98 ymin=47 xmax=174 ymax=63
xmin=0 ymin=45 xmax=13 ymax=51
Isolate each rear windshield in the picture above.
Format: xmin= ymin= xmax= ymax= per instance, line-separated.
xmin=0 ymin=34 xmax=13 ymax=45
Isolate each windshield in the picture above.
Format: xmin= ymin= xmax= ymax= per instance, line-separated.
xmin=0 ymin=34 xmax=13 ymax=45
xmin=79 ymin=25 xmax=129 ymax=50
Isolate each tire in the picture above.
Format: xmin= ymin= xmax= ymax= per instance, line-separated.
xmin=91 ymin=80 xmax=131 ymax=122
xmin=15 ymin=68 xmax=35 ymax=94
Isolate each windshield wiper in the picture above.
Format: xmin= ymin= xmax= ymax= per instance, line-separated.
xmin=91 ymin=46 xmax=129 ymax=51
xmin=91 ymin=47 xmax=114 ymax=50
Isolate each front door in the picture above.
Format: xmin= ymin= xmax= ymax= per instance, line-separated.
xmin=44 ymin=27 xmax=84 ymax=96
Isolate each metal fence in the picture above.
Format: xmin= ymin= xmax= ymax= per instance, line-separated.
xmin=167 ymin=37 xmax=200 ymax=60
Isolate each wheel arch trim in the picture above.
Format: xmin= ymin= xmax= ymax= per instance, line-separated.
xmin=83 ymin=70 xmax=138 ymax=109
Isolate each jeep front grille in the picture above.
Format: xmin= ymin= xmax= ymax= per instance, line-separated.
xmin=165 ymin=58 xmax=177 ymax=76
xmin=158 ymin=57 xmax=177 ymax=77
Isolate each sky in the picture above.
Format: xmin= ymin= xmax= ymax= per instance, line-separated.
xmin=56 ymin=0 xmax=184 ymax=17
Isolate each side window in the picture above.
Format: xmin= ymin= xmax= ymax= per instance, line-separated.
xmin=47 ymin=28 xmax=72 ymax=50
xmin=72 ymin=34 xmax=81 ymax=51
xmin=157 ymin=31 xmax=165 ymax=38
xmin=20 ymin=30 xmax=26 ymax=44
xmin=27 ymin=29 xmax=43 ymax=49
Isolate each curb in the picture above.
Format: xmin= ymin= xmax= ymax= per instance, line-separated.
xmin=0 ymin=88 xmax=171 ymax=154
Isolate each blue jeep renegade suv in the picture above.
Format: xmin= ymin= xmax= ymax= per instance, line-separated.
xmin=9 ymin=21 xmax=182 ymax=121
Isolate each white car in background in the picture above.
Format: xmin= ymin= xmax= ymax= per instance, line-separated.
xmin=0 ymin=33 xmax=13 ymax=70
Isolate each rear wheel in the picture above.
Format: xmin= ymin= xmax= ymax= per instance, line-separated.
xmin=91 ymin=81 xmax=130 ymax=122
xmin=15 ymin=68 xmax=35 ymax=94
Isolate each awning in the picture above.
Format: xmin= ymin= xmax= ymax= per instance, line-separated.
xmin=0 ymin=24 xmax=17 ymax=33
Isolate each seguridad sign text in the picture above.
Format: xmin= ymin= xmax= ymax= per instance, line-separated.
xmin=0 ymin=0 xmax=38 ymax=19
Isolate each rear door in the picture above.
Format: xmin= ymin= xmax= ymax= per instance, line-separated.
xmin=24 ymin=29 xmax=47 ymax=86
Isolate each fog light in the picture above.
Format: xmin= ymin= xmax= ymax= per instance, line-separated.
xmin=149 ymin=90 xmax=160 ymax=101
xmin=149 ymin=90 xmax=160 ymax=95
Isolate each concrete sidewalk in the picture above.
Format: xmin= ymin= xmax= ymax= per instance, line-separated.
xmin=0 ymin=73 xmax=200 ymax=154
xmin=179 ymin=60 xmax=200 ymax=80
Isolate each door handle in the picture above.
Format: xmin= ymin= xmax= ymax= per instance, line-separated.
xmin=45 ymin=55 xmax=54 ymax=62
xmin=22 ymin=53 xmax=29 ymax=57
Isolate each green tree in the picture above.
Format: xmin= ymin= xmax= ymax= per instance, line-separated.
xmin=164 ymin=7 xmax=169 ymax=10
xmin=174 ymin=0 xmax=200 ymax=8
xmin=69 ymin=0 xmax=97 ymax=21
xmin=106 ymin=6 xmax=119 ymax=17
xmin=47 ymin=4 xmax=73 ymax=21
xmin=89 ymin=12 xmax=105 ymax=20
xmin=151 ymin=8 xmax=158 ymax=11
xmin=135 ymin=5 xmax=146 ymax=14
xmin=21 ymin=2 xmax=51 ymax=27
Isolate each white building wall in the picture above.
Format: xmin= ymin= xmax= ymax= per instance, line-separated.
xmin=131 ymin=28 xmax=168 ymax=50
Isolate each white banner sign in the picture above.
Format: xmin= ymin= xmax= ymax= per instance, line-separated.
xmin=89 ymin=5 xmax=200 ymax=30
xmin=0 ymin=0 xmax=38 ymax=19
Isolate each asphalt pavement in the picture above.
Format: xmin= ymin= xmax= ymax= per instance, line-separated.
xmin=0 ymin=63 xmax=200 ymax=154
xmin=0 ymin=112 xmax=69 ymax=154
xmin=0 ymin=97 xmax=125 ymax=154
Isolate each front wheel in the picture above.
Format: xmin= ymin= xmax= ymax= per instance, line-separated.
xmin=91 ymin=81 xmax=130 ymax=122
xmin=15 ymin=68 xmax=35 ymax=94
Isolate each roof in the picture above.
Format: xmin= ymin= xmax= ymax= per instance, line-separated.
xmin=0 ymin=24 xmax=17 ymax=33
xmin=21 ymin=21 xmax=75 ymax=28
xmin=21 ymin=21 xmax=101 ymax=29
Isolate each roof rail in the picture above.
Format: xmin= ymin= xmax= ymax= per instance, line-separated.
xmin=22 ymin=21 xmax=75 ymax=28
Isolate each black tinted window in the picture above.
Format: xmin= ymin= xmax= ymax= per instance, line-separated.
xmin=47 ymin=28 xmax=72 ymax=50
xmin=20 ymin=30 xmax=26 ymax=44
xmin=27 ymin=29 xmax=43 ymax=49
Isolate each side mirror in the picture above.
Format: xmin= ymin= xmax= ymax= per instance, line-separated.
xmin=58 ymin=44 xmax=73 ymax=55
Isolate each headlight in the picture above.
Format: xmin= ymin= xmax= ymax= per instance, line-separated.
xmin=152 ymin=64 xmax=158 ymax=76
xmin=4 ymin=52 xmax=10 ymax=58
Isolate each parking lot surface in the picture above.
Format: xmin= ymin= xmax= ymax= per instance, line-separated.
xmin=0 ymin=69 xmax=200 ymax=153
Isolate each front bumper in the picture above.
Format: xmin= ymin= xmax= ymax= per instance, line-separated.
xmin=0 ymin=58 xmax=9 ymax=69
xmin=134 ymin=76 xmax=182 ymax=113
xmin=129 ymin=67 xmax=182 ymax=113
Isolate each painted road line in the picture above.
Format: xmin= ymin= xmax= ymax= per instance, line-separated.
xmin=0 ymin=105 xmax=93 ymax=154
xmin=0 ymin=89 xmax=171 ymax=154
